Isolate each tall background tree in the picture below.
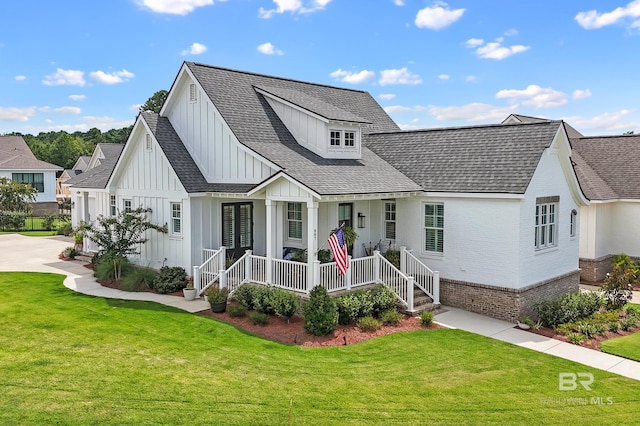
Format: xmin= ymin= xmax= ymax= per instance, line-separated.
xmin=139 ymin=90 xmax=168 ymax=114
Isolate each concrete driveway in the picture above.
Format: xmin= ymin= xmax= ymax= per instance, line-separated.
xmin=0 ymin=234 xmax=75 ymax=274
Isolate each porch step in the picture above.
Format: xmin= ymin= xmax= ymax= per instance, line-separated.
xmin=404 ymin=285 xmax=441 ymax=316
xmin=74 ymin=252 xmax=93 ymax=264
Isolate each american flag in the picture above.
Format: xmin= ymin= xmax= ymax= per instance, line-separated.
xmin=328 ymin=227 xmax=349 ymax=275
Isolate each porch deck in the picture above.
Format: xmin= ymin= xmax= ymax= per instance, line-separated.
xmin=193 ymin=247 xmax=440 ymax=313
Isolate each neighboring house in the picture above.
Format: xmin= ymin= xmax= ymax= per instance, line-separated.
xmin=0 ymin=135 xmax=62 ymax=214
xmin=571 ymin=134 xmax=640 ymax=282
xmin=68 ymin=62 xmax=589 ymax=321
xmin=65 ymin=143 xmax=125 ymax=228
xmin=57 ymin=155 xmax=92 ymax=202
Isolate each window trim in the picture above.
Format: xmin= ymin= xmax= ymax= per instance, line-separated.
xmin=384 ymin=201 xmax=396 ymax=241
xmin=12 ymin=172 xmax=44 ymax=193
xmin=423 ymin=203 xmax=444 ymax=254
xmin=535 ymin=197 xmax=559 ymax=251
xmin=287 ymin=202 xmax=303 ymax=240
xmin=569 ymin=209 xmax=577 ymax=239
xmin=328 ymin=128 xmax=358 ymax=150
xmin=109 ymin=195 xmax=117 ymax=216
xmin=123 ymin=199 xmax=132 ymax=213
xmin=170 ymin=202 xmax=182 ymax=236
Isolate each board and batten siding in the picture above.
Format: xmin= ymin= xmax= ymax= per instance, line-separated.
xmin=167 ymin=76 xmax=275 ymax=184
xmin=113 ymin=128 xmax=191 ymax=271
xmin=518 ymin=146 xmax=581 ymax=287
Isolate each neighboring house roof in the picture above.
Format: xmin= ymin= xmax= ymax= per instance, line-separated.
xmin=571 ymin=134 xmax=640 ymax=200
xmin=66 ymin=144 xmax=124 ymax=189
xmin=365 ymin=121 xmax=562 ymax=194
xmin=502 ymin=114 xmax=584 ymax=139
xmin=177 ymin=62 xmax=421 ymax=195
xmin=0 ymin=135 xmax=62 ymax=170
xmin=72 ymin=155 xmax=91 ymax=172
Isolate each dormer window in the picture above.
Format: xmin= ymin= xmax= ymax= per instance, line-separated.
xmin=329 ymin=129 xmax=357 ymax=149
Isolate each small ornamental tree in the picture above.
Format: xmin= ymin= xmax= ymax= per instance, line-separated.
xmin=0 ymin=177 xmax=36 ymax=213
xmin=80 ymin=207 xmax=167 ymax=279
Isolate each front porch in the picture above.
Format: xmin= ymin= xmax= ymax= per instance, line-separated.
xmin=193 ymin=246 xmax=440 ymax=313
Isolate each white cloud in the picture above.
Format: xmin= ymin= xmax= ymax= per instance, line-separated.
xmin=259 ymin=0 xmax=331 ymax=19
xmin=130 ymin=104 xmax=143 ymax=113
xmin=330 ymin=68 xmax=375 ymax=84
xmin=465 ymin=75 xmax=476 ymax=82
xmin=496 ymin=85 xmax=568 ymax=108
xmin=257 ymin=42 xmax=284 ymax=55
xmin=465 ymin=38 xmax=484 ymax=48
xmin=393 ymin=0 xmax=404 ymax=5
xmin=415 ymin=2 xmax=465 ymax=30
xmin=428 ymin=103 xmax=518 ymax=122
xmin=384 ymin=105 xmax=426 ymax=114
xmin=438 ymin=74 xmax=450 ymax=80
xmin=575 ymin=0 xmax=640 ymax=29
xmin=43 ymin=68 xmax=85 ymax=86
xmin=379 ymin=93 xmax=396 ymax=100
xmin=468 ymin=37 xmax=530 ymax=60
xmin=69 ymin=94 xmax=86 ymax=101
xmin=504 ymin=28 xmax=518 ymax=36
xmin=573 ymin=89 xmax=592 ymax=100
xmin=0 ymin=106 xmax=36 ymax=122
xmin=136 ymin=0 xmax=214 ymax=15
xmin=89 ymin=69 xmax=135 ymax=85
xmin=53 ymin=106 xmax=81 ymax=114
xmin=23 ymin=116 xmax=136 ymax=133
xmin=563 ymin=110 xmax=639 ymax=133
xmin=181 ymin=42 xmax=208 ymax=55
xmin=14 ymin=75 xmax=26 ymax=81
xmin=379 ymin=68 xmax=422 ymax=86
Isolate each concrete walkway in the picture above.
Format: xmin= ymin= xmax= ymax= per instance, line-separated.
xmin=1 ymin=234 xmax=638 ymax=380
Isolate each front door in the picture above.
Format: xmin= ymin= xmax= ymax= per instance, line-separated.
xmin=222 ymin=202 xmax=253 ymax=261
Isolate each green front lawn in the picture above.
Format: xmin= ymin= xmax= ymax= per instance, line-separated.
xmin=0 ymin=231 xmax=57 ymax=236
xmin=1 ymin=272 xmax=639 ymax=425
xmin=601 ymin=325 xmax=640 ymax=361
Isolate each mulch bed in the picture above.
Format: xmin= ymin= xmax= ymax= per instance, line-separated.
xmin=517 ymin=323 xmax=640 ymax=351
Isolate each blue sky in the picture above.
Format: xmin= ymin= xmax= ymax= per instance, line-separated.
xmin=1 ymin=0 xmax=639 ymax=136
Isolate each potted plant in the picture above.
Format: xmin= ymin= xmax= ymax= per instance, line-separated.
xmin=183 ymin=277 xmax=197 ymax=301
xmin=517 ymin=317 xmax=534 ymax=330
xmin=73 ymin=230 xmax=84 ymax=252
xmin=206 ymin=284 xmax=229 ymax=313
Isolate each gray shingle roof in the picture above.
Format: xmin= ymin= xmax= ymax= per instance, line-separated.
xmin=142 ymin=112 xmax=255 ymax=193
xmin=0 ymin=135 xmax=62 ymax=170
xmin=365 ymin=121 xmax=562 ymax=194
xmin=66 ymin=144 xmax=124 ymax=189
xmin=571 ymin=134 xmax=640 ymax=200
xmin=183 ymin=62 xmax=421 ymax=195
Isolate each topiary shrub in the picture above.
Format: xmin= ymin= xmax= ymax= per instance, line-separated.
xmin=152 ymin=266 xmax=187 ymax=294
xmin=303 ymin=286 xmax=338 ymax=336
xmin=233 ymin=283 xmax=259 ymax=309
xmin=380 ymin=309 xmax=402 ymax=326
xmin=249 ymin=312 xmax=269 ymax=326
xmin=357 ymin=316 xmax=382 ymax=332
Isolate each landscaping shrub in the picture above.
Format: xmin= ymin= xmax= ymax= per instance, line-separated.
xmin=61 ymin=246 xmax=77 ymax=259
xmin=249 ymin=312 xmax=269 ymax=326
xmin=566 ymin=332 xmax=585 ymax=345
xmin=303 ymin=286 xmax=338 ymax=336
xmin=369 ymin=285 xmax=399 ymax=317
xmin=42 ymin=214 xmax=56 ymax=231
xmin=0 ymin=211 xmax=27 ymax=230
xmin=576 ymin=322 xmax=596 ymax=338
xmin=253 ymin=286 xmax=275 ymax=315
xmin=57 ymin=221 xmax=72 ymax=236
xmin=120 ymin=266 xmax=159 ymax=292
xmin=357 ymin=316 xmax=382 ymax=332
xmin=535 ymin=291 xmax=603 ymax=327
xmin=227 ymin=305 xmax=246 ymax=318
xmin=603 ymin=259 xmax=635 ymax=310
xmin=380 ymin=309 xmax=402 ymax=326
xmin=152 ymin=266 xmax=187 ymax=294
xmin=270 ymin=289 xmax=300 ymax=320
xmin=383 ymin=249 xmax=400 ymax=269
xmin=317 ymin=249 xmax=331 ymax=264
xmin=233 ymin=283 xmax=258 ymax=310
xmin=608 ymin=322 xmax=620 ymax=333
xmin=619 ymin=317 xmax=638 ymax=332
xmin=419 ymin=311 xmax=434 ymax=326
xmin=336 ymin=290 xmax=373 ymax=325
xmin=94 ymin=255 xmax=132 ymax=282
xmin=623 ymin=303 xmax=640 ymax=319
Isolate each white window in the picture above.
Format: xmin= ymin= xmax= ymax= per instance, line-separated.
xmin=123 ymin=199 xmax=132 ymax=213
xmin=171 ymin=203 xmax=182 ymax=235
xmin=570 ymin=209 xmax=577 ymax=238
xmin=110 ymin=195 xmax=116 ymax=216
xmin=329 ymin=129 xmax=357 ymax=149
xmin=424 ymin=204 xmax=444 ymax=253
xmin=287 ymin=202 xmax=302 ymax=240
xmin=384 ymin=202 xmax=396 ymax=240
xmin=330 ymin=130 xmax=341 ymax=146
xmin=189 ymin=83 xmax=197 ymax=102
xmin=145 ymin=134 xmax=152 ymax=150
xmin=344 ymin=131 xmax=355 ymax=147
xmin=535 ymin=197 xmax=558 ymax=250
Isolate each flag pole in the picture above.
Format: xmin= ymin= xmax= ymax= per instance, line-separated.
xmin=315 ymin=222 xmax=346 ymax=255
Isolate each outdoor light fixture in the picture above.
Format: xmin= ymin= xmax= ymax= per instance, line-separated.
xmin=357 ymin=212 xmax=366 ymax=228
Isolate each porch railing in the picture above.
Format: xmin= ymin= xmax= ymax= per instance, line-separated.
xmin=192 ymin=247 xmax=440 ymax=311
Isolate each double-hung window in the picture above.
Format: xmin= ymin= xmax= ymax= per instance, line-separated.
xmin=171 ymin=202 xmax=182 ymax=235
xmin=384 ymin=202 xmax=396 ymax=240
xmin=424 ymin=204 xmax=444 ymax=253
xmin=109 ymin=195 xmax=116 ymax=216
xmin=535 ymin=196 xmax=558 ymax=250
xmin=123 ymin=199 xmax=132 ymax=213
xmin=570 ymin=209 xmax=577 ymax=238
xmin=330 ymin=130 xmax=341 ymax=147
xmin=287 ymin=202 xmax=302 ymax=240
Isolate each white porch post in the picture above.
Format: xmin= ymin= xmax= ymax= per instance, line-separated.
xmin=265 ymin=199 xmax=275 ymax=284
xmin=433 ymin=271 xmax=440 ymax=305
xmin=373 ymin=250 xmax=381 ymax=283
xmin=306 ymin=201 xmax=318 ymax=293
